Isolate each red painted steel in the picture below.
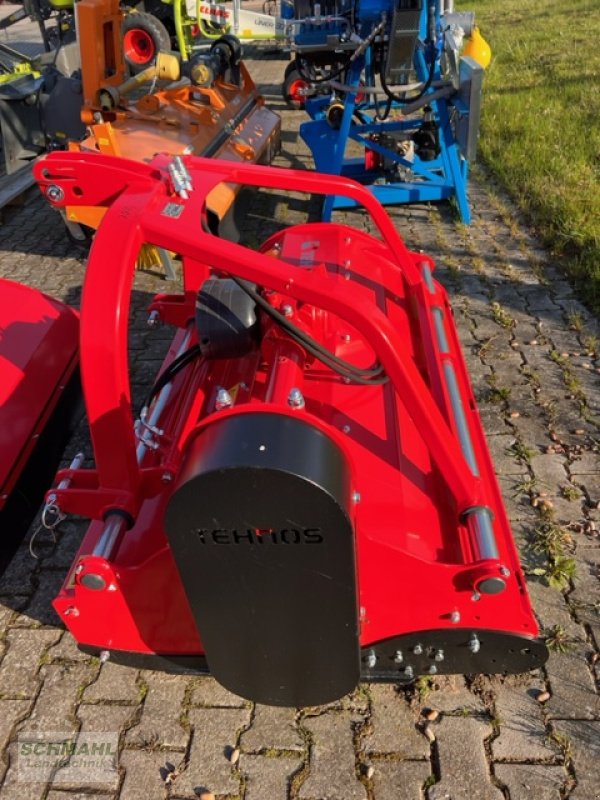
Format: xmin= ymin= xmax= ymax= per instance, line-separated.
xmin=34 ymin=151 xmax=541 ymax=661
xmin=0 ymin=279 xmax=79 ymax=509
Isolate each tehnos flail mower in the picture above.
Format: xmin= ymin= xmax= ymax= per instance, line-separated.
xmin=36 ymin=150 xmax=547 ymax=706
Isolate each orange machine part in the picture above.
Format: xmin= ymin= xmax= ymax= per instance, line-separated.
xmin=68 ymin=0 xmax=280 ymax=229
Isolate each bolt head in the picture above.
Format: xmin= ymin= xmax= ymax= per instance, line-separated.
xmin=288 ymin=387 xmax=305 ymax=409
xmin=215 ymin=388 xmax=233 ymax=411
xmin=450 ymin=610 xmax=461 ymax=623
xmin=46 ymin=184 xmax=64 ymax=203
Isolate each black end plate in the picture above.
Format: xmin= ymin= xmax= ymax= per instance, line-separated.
xmin=164 ymin=413 xmax=360 ymax=707
xmin=360 ymin=629 xmax=549 ymax=683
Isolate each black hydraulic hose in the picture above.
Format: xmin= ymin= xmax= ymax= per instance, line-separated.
xmin=231 ymin=278 xmax=388 ymax=385
xmin=379 ymin=42 xmax=437 ymax=106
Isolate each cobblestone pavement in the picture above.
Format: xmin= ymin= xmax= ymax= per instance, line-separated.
xmin=1 ymin=39 xmax=599 ymax=800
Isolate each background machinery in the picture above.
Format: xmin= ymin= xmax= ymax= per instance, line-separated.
xmin=35 ymin=151 xmax=547 ymax=706
xmin=285 ymin=0 xmax=491 ymax=222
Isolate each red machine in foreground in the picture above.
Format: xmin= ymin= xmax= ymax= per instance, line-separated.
xmin=0 ymin=279 xmax=79 ymax=571
xmin=35 ymin=151 xmax=547 ymax=707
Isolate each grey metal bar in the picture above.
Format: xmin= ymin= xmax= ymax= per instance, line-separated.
xmin=432 ymin=307 xmax=449 ymax=353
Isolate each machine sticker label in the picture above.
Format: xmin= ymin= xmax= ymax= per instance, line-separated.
xmin=162 ymin=202 xmax=185 ymax=219
xmin=194 ymin=527 xmax=324 ymax=545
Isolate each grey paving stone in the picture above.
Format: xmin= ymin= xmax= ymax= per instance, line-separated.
xmin=241 ymin=704 xmax=304 ymax=752
xmin=240 ymin=753 xmax=303 ymax=800
xmin=416 ymin=676 xmax=485 ymax=715
xmin=46 ymin=632 xmax=94 ymax=664
xmin=371 ymin=760 xmax=432 ymax=800
xmin=0 ymin=629 xmax=62 ymax=698
xmin=492 ymin=681 xmax=559 ymax=761
xmin=544 ymin=649 xmax=599 ymax=720
xmin=189 ymin=675 xmax=249 ymax=708
xmin=0 ymin=743 xmax=47 ymax=800
xmin=493 ymin=764 xmax=567 ymax=800
xmin=83 ymin=663 xmax=140 ymax=705
xmin=426 ymin=717 xmax=503 ymax=800
xmin=125 ymin=673 xmax=190 ymax=750
xmin=119 ymin=748 xmax=178 ymax=800
xmin=21 ymin=664 xmax=96 ymax=735
xmin=0 ymin=698 xmax=31 ymax=764
xmin=364 ymin=685 xmax=429 ymax=758
xmin=47 ymin=793 xmax=114 ymax=800
xmin=298 ymin=712 xmax=367 ymax=800
xmin=552 ymin=719 xmax=600 ymax=800
xmin=15 ymin=571 xmax=66 ymax=627
xmin=174 ymin=706 xmax=250 ymax=797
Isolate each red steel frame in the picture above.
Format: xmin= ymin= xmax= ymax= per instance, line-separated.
xmin=34 ymin=151 xmax=541 ymax=657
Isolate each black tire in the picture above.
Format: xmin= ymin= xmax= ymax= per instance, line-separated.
xmin=122 ymin=12 xmax=171 ymax=75
xmin=282 ymin=66 xmax=309 ymax=110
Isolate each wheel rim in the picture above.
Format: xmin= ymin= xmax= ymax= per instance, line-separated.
xmin=288 ymin=78 xmax=307 ymax=106
xmin=124 ymin=28 xmax=156 ymax=65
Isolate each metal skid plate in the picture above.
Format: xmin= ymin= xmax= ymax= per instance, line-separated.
xmin=360 ymin=629 xmax=548 ymax=684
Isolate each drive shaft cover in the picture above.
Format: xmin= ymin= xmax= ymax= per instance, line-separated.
xmin=165 ymin=412 xmax=359 ymax=706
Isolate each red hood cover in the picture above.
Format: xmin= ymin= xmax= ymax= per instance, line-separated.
xmin=0 ymin=279 xmax=78 ymax=499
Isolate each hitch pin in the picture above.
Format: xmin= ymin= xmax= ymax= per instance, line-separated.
xmin=173 ymin=156 xmax=193 ymax=192
xmin=168 ymin=157 xmax=193 ymax=199
xmin=42 ymin=452 xmax=84 ymax=529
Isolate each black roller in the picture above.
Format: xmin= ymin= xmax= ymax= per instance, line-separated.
xmin=164 ymin=412 xmax=359 ymax=706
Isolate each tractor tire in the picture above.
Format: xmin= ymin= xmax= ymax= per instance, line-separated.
xmin=282 ymin=65 xmax=309 ymax=110
xmin=122 ymin=12 xmax=170 ymax=74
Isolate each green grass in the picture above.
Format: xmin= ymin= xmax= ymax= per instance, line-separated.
xmin=459 ymin=0 xmax=600 ymax=310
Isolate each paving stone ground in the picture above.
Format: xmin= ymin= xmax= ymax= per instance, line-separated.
xmin=1 ymin=27 xmax=599 ymax=800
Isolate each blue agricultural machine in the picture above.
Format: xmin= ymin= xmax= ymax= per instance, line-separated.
xmin=283 ymin=0 xmax=490 ymax=222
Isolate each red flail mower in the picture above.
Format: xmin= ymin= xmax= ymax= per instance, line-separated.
xmin=0 ymin=279 xmax=79 ymax=571
xmin=35 ymin=151 xmax=548 ymax=707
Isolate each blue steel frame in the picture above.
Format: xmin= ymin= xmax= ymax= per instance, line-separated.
xmin=298 ymin=1 xmax=472 ymax=223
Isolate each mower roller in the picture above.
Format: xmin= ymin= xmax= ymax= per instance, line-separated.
xmin=0 ymin=278 xmax=79 ymax=571
xmin=35 ymin=150 xmax=547 ymax=707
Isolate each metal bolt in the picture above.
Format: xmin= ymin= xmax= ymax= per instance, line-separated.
xmin=74 ymin=564 xmax=84 ymax=575
xmin=434 ymin=649 xmax=445 ymax=662
xmin=429 ymin=665 xmax=438 ymax=675
xmin=404 ymin=665 xmax=414 ymax=679
xmin=107 ymin=584 xmax=117 ymax=592
xmin=468 ymin=634 xmax=481 ymax=654
xmin=215 ymin=388 xmax=234 ymax=411
xmin=161 ymin=472 xmax=173 ymax=483
xmin=352 ymin=491 xmax=361 ymax=503
xmin=499 ymin=566 xmax=510 ymax=577
xmin=450 ymin=610 xmax=461 ymax=623
xmin=281 ymin=303 xmax=294 ymax=318
xmin=393 ymin=650 xmax=403 ymax=664
xmin=99 ymin=650 xmax=111 ymax=664
xmin=64 ymin=606 xmax=79 ymax=617
xmin=288 ymin=387 xmax=305 ymax=409
xmin=46 ymin=184 xmax=64 ymax=203
xmin=471 ymin=591 xmax=481 ymax=602
xmin=342 ymin=424 xmax=351 ymax=434
xmin=413 ymin=644 xmax=423 ymax=655
xmin=342 ymin=333 xmax=351 ymax=342
xmin=366 ymin=649 xmax=377 ymax=669
xmin=147 ymin=310 xmax=160 ymax=328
